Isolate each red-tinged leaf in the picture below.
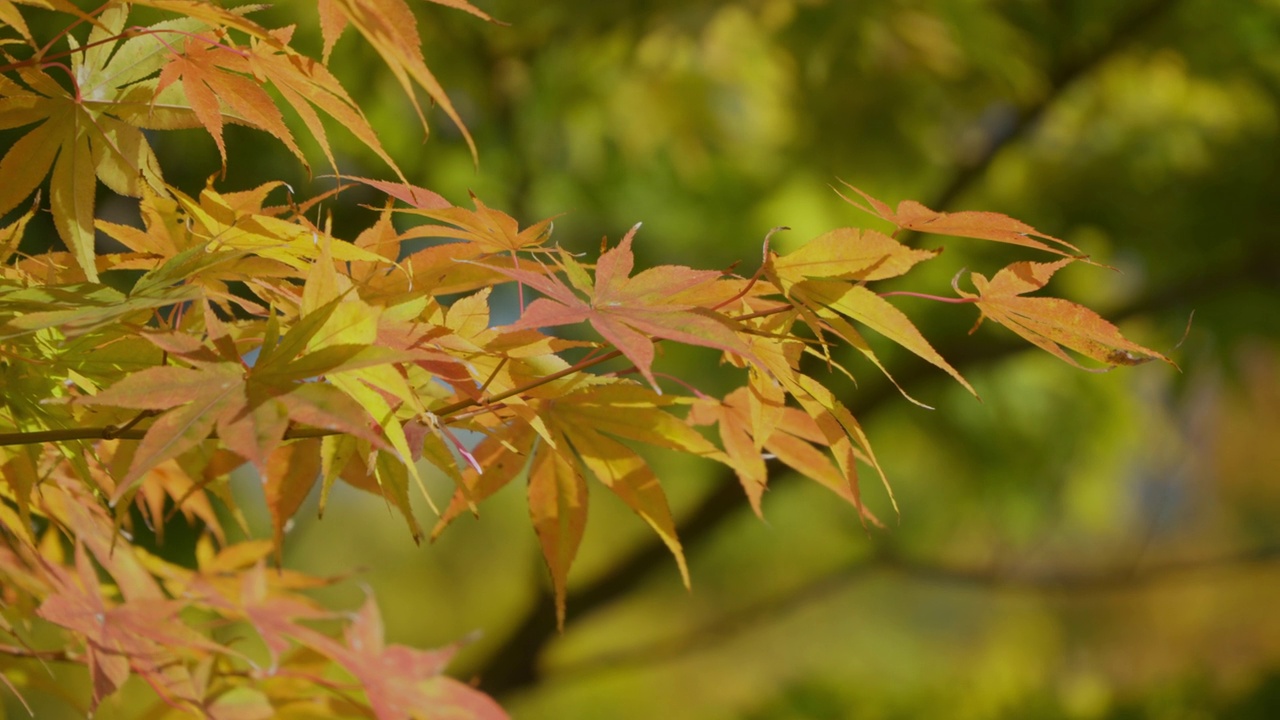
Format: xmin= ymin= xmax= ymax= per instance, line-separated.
xmin=528 ymin=441 xmax=588 ymax=630
xmin=48 ymin=477 xmax=171 ymax=602
xmin=247 ymin=33 xmax=406 ymax=178
xmin=37 ymin=544 xmax=227 ymax=711
xmin=401 ymin=193 xmax=554 ymax=254
xmin=263 ymin=439 xmax=321 ymax=561
xmin=84 ymin=364 xmax=237 ymax=411
xmin=310 ymin=596 xmax=509 ymax=720
xmin=769 ymin=227 xmax=940 ymax=290
xmin=433 ymin=423 xmax=538 ymax=538
xmin=316 ymin=0 xmax=349 ymax=61
xmin=423 ymin=0 xmax=500 ymax=22
xmin=838 ymin=182 xmax=1083 ymax=257
xmin=217 ymin=393 xmax=289 ymax=477
xmin=140 ymin=329 xmax=217 ymax=359
xmin=689 ymin=392 xmax=768 ymax=516
xmin=133 ymin=0 xmax=271 ymax=38
xmin=955 ymin=259 xmax=1174 ymax=369
xmin=566 ymin=427 xmax=690 ymax=589
xmin=343 ymin=175 xmax=451 ymax=210
xmin=93 ymin=363 xmax=247 ymax=499
xmin=795 ymin=280 xmax=976 ymax=396
xmin=497 ymin=231 xmax=753 ymax=391
xmin=277 ymin=382 xmax=385 ymax=447
xmin=202 ymin=562 xmax=334 ymax=672
xmin=155 ymin=39 xmax=229 ymax=166
xmin=689 ymin=387 xmax=882 ymax=524
xmin=134 ymin=460 xmax=227 ymax=546
xmin=323 ymin=0 xmax=481 ymax=159
xmin=156 ymin=37 xmax=308 ymax=172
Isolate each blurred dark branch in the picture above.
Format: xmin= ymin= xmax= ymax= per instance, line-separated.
xmin=474 ymin=0 xmax=1187 ymax=698
xmin=928 ymin=0 xmax=1180 ymax=212
xmin=548 ymin=541 xmax=1280 ymax=682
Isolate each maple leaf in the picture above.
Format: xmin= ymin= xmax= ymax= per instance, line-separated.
xmin=837 ymin=182 xmax=1085 ymax=258
xmin=787 ymin=279 xmax=976 ymax=396
xmin=489 ymin=225 xmax=754 ymax=392
xmin=435 ymin=382 xmax=720 ymax=626
xmin=132 ymin=456 xmax=228 ymax=546
xmin=390 ymin=194 xmax=563 ymax=296
xmin=954 ymin=259 xmax=1173 ymax=369
xmin=690 ymin=387 xmax=883 ymax=524
xmin=181 ymin=560 xmax=334 ymax=676
xmin=304 ymin=595 xmax=509 ymax=720
xmin=768 ymin=226 xmax=941 ymax=292
xmin=400 ymin=192 xmax=554 ymax=255
xmin=37 ymin=543 xmax=226 ymax=711
xmin=155 ymin=35 xmax=306 ymax=173
xmin=0 ymin=5 xmax=197 ymax=280
xmin=81 ymin=315 xmax=390 ymax=503
xmin=314 ymin=0 xmax=502 ymax=161
xmin=525 ymin=441 xmax=588 ymax=631
xmin=343 ymin=175 xmax=451 ymax=210
xmin=0 ymin=0 xmax=33 ymax=43
xmin=0 ymin=280 xmax=200 ymax=340
xmin=155 ymin=27 xmax=404 ymax=178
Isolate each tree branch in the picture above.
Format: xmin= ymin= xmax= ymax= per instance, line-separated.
xmin=546 ymin=542 xmax=1280 ymax=682
xmin=926 ymin=0 xmax=1181 ymax=212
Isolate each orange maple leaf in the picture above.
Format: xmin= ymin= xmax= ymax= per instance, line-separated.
xmin=838 ymin=182 xmax=1084 ymax=258
xmin=955 ymin=259 xmax=1173 ymax=369
xmin=487 ymin=225 xmax=754 ymax=392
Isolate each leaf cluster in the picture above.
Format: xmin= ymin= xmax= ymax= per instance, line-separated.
xmin=0 ymin=1 xmax=1169 ymax=717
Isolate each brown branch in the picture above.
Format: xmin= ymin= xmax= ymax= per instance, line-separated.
xmin=546 ymin=542 xmax=1280 ymax=682
xmin=0 ymin=423 xmax=341 ymax=447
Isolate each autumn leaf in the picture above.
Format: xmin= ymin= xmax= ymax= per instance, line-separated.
xmin=155 ymin=35 xmax=306 ymax=172
xmin=307 ymin=595 xmax=510 ymax=720
xmin=0 ymin=5 xmax=189 ymax=279
xmin=400 ymin=192 xmax=554 ymax=255
xmin=315 ymin=0 xmax=502 ymax=161
xmin=837 ymin=182 xmax=1084 ymax=258
xmin=37 ymin=543 xmax=226 ymax=711
xmin=432 ymin=420 xmax=539 ymax=536
xmin=343 ymin=175 xmax=451 ymax=210
xmin=154 ymin=25 xmax=407 ymax=179
xmin=489 ymin=226 xmax=754 ymax=391
xmin=789 ymin=279 xmax=976 ymax=396
xmin=433 ymin=382 xmax=718 ymax=626
xmin=527 ymin=438 xmax=589 ymax=630
xmin=768 ymin=226 xmax=941 ymax=291
xmin=262 ymin=439 xmax=321 ymax=561
xmin=690 ymin=387 xmax=883 ymax=524
xmin=80 ymin=363 xmax=244 ymax=499
xmin=954 ymin=259 xmax=1173 ymax=369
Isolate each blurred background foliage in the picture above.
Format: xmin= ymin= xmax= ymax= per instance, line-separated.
xmin=13 ymin=0 xmax=1280 ymax=717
